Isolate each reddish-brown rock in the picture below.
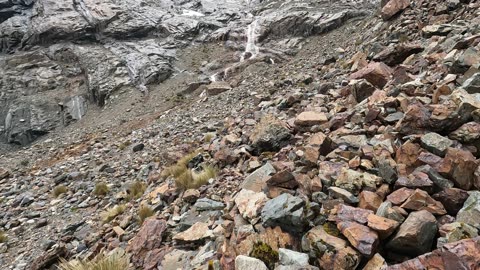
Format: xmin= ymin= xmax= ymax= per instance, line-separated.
xmin=127 ymin=218 xmax=167 ymax=268
xmin=394 ymin=172 xmax=434 ymax=193
xmin=350 ymin=62 xmax=393 ymax=88
xmin=432 ymin=188 xmax=470 ymax=215
xmin=381 ymin=0 xmax=410 ymax=20
xmin=363 ymin=253 xmax=387 ymax=270
xmin=367 ymin=214 xmax=400 ymax=239
xmin=395 ymin=141 xmax=422 ymax=171
xmin=387 ymin=187 xmax=414 ymax=205
xmin=400 ymin=189 xmax=447 ymax=215
xmin=329 ymin=204 xmax=373 ymax=224
xmin=358 ymin=191 xmax=383 ymax=211
xmin=266 ymin=170 xmax=299 ymax=189
xmin=337 ymin=221 xmax=379 ymax=257
xmin=373 ymin=43 xmax=423 ymax=66
xmin=388 ymin=237 xmax=480 ymax=270
xmin=442 ymin=147 xmax=478 ymax=190
xmin=302 ymin=226 xmax=361 ymax=270
xmin=295 ymin=111 xmax=328 ymax=126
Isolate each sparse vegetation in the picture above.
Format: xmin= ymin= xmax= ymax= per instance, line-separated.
xmin=101 ymin=205 xmax=126 ymax=223
xmin=118 ymin=140 xmax=132 ymax=151
xmin=0 ymin=231 xmax=7 ymax=243
xmin=250 ymin=242 xmax=279 ymax=270
xmin=20 ymin=159 xmax=29 ymax=166
xmin=127 ymin=181 xmax=146 ymax=200
xmin=58 ymin=249 xmax=129 ymax=270
xmin=175 ymin=165 xmax=217 ymax=190
xmin=52 ymin=185 xmax=68 ymax=198
xmin=161 ymin=151 xmax=200 ymax=179
xmin=161 ymin=150 xmax=217 ymax=190
xmin=93 ymin=182 xmax=109 ymax=196
xmin=138 ymin=204 xmax=154 ymax=224
xmin=204 ymin=133 xmax=215 ymax=143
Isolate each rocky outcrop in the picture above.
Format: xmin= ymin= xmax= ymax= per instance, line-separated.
xmin=0 ymin=0 xmax=377 ymax=146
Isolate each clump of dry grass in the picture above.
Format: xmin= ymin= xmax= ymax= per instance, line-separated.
xmin=52 ymin=185 xmax=68 ymax=198
xmin=93 ymin=182 xmax=109 ymax=196
xmin=204 ymin=133 xmax=215 ymax=143
xmin=118 ymin=140 xmax=132 ymax=151
xmin=138 ymin=204 xmax=154 ymax=225
xmin=101 ymin=205 xmax=126 ymax=223
xmin=160 ymin=151 xmax=201 ymax=179
xmin=161 ymin=151 xmax=217 ymax=190
xmin=0 ymin=231 xmax=7 ymax=243
xmin=127 ymin=181 xmax=146 ymax=200
xmin=58 ymin=249 xmax=129 ymax=270
xmin=175 ymin=165 xmax=217 ymax=190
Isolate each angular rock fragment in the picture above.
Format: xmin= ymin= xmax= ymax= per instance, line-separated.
xmin=381 ymin=0 xmax=410 ymax=20
xmin=386 ymin=210 xmax=438 ymax=256
xmin=302 ymin=226 xmax=361 ymax=270
xmin=456 ymin=191 xmax=480 ymax=228
xmin=295 ymin=111 xmax=328 ymax=127
xmin=337 ymin=221 xmax=379 ymax=257
xmin=261 ymin=193 xmax=306 ymax=233
xmin=350 ymin=62 xmax=393 ymax=88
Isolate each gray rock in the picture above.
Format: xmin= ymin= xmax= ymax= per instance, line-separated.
xmin=261 ymin=193 xmax=306 ymax=233
xmin=241 ymin=162 xmax=276 ymax=192
xmin=463 ymin=73 xmax=480 ymax=94
xmin=456 ymin=191 xmax=480 ymax=229
xmin=279 ymin=248 xmax=309 ymax=266
xmin=415 ymin=165 xmax=454 ymax=190
xmin=420 ymin=132 xmax=453 ymax=157
xmin=235 ymin=255 xmax=268 ymax=270
xmin=194 ymin=198 xmax=225 ymax=211
xmin=250 ymin=117 xmax=292 ymax=155
xmin=386 ymin=210 xmax=437 ymax=256
xmin=328 ymin=187 xmax=359 ymax=204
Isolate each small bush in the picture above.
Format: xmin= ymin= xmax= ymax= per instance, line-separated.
xmin=0 ymin=231 xmax=7 ymax=243
xmin=138 ymin=204 xmax=154 ymax=224
xmin=93 ymin=182 xmax=109 ymax=196
xmin=58 ymin=249 xmax=129 ymax=270
xmin=101 ymin=205 xmax=126 ymax=223
xmin=52 ymin=185 xmax=68 ymax=198
xmin=127 ymin=181 xmax=146 ymax=200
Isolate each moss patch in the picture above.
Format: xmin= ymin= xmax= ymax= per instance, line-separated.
xmin=249 ymin=242 xmax=279 ymax=270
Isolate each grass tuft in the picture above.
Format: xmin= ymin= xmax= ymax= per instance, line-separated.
xmin=93 ymin=182 xmax=109 ymax=196
xmin=53 ymin=185 xmax=68 ymax=198
xmin=101 ymin=205 xmax=126 ymax=223
xmin=0 ymin=231 xmax=7 ymax=243
xmin=127 ymin=181 xmax=146 ymax=200
xmin=175 ymin=165 xmax=217 ymax=190
xmin=58 ymin=249 xmax=129 ymax=270
xmin=160 ymin=151 xmax=216 ymax=190
xmin=138 ymin=204 xmax=155 ymax=225
xmin=204 ymin=133 xmax=215 ymax=143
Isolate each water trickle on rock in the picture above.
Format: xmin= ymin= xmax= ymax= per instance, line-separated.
xmin=241 ymin=18 xmax=260 ymax=62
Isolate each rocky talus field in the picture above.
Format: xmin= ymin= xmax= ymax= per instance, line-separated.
xmin=1 ymin=0 xmax=480 ymax=269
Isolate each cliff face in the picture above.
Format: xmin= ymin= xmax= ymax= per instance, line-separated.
xmin=0 ymin=0 xmax=376 ymax=146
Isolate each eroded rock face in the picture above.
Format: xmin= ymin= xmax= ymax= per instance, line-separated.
xmin=0 ymin=0 xmax=377 ymax=147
